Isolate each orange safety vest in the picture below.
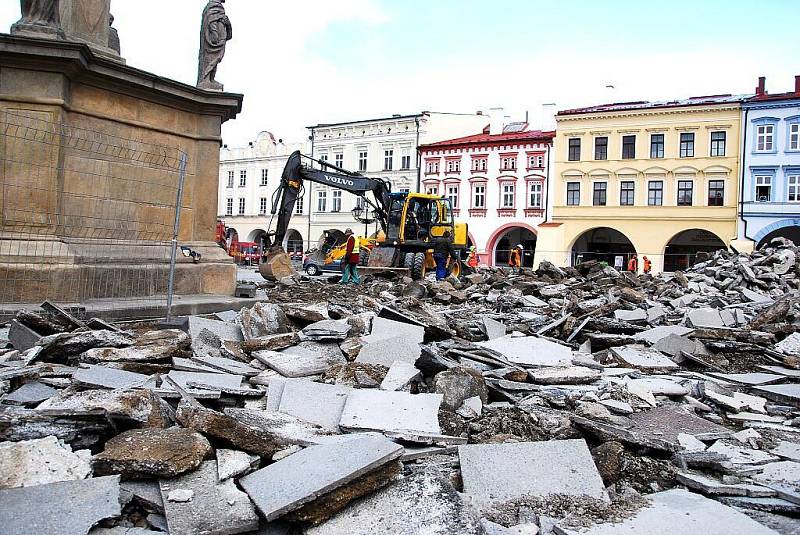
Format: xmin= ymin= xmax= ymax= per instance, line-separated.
xmin=508 ymin=249 xmax=521 ymax=267
xmin=467 ymin=252 xmax=478 ymax=268
xmin=627 ymin=257 xmax=638 ymax=272
xmin=643 ymin=258 xmax=652 ymax=273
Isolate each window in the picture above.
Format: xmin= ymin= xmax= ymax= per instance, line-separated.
xmin=708 ymin=180 xmax=724 ymax=206
xmin=295 ymin=197 xmax=304 ymax=215
xmin=677 ymin=180 xmax=693 ymax=206
xmin=594 ymin=137 xmax=608 ymax=160
xmin=500 ymin=156 xmax=516 ymax=171
xmin=472 ymin=157 xmax=487 ymax=171
xmin=568 ymin=138 xmax=581 ymax=161
xmin=650 ymin=134 xmax=664 ymax=159
xmin=331 ymin=191 xmax=342 ymax=212
xmin=261 ymin=169 xmax=268 ymax=186
xmin=756 ymin=125 xmax=774 ymax=152
xmin=317 ymin=190 xmax=327 ymax=212
xmin=592 ymin=182 xmax=607 ymax=206
xmin=226 ymin=198 xmax=233 ymax=216
xmin=566 ymin=182 xmax=580 ymax=205
xmin=398 ymin=187 xmax=410 ymax=194
xmin=239 ymin=170 xmax=247 ymax=187
xmin=790 ymin=124 xmax=800 ymax=151
xmin=710 ymin=131 xmax=726 ymax=157
xmin=755 ymin=176 xmax=772 ymax=202
xmin=226 ymin=171 xmax=234 ymax=188
xmin=334 ymin=153 xmax=343 ymax=168
xmin=501 ymin=183 xmax=515 ymax=208
xmin=648 ymin=181 xmax=663 ymax=206
xmin=401 ymin=151 xmax=411 ymax=170
xmin=238 ymin=198 xmax=245 ymax=215
xmin=620 ymin=181 xmax=635 ymax=206
xmin=528 ymin=154 xmax=544 ymax=168
xmin=622 ymin=135 xmax=636 ymax=159
xmin=259 ymin=197 xmax=268 ymax=214
xmin=529 ymin=182 xmax=543 ymax=208
xmin=358 ymin=151 xmax=368 ymax=171
xmin=788 ymin=175 xmax=800 ymax=202
xmin=679 ymin=133 xmax=695 ymax=158
xmin=426 ymin=185 xmax=438 ymax=195
xmin=319 ymin=154 xmax=328 ymax=168
xmin=383 ymin=149 xmax=393 ymax=170
xmin=447 ymin=185 xmax=459 ymax=208
xmin=472 ymin=184 xmax=486 ymax=208
xmin=446 ymin=159 xmax=461 ymax=173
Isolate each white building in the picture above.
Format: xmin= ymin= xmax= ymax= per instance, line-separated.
xmin=418 ymin=115 xmax=555 ymax=267
xmin=307 ymin=111 xmax=488 ymax=242
xmin=217 ymin=132 xmax=310 ymax=255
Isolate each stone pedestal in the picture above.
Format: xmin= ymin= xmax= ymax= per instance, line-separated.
xmin=0 ymin=35 xmax=243 ymax=302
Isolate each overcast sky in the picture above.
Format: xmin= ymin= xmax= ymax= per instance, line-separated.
xmin=2 ymin=0 xmax=798 ymax=147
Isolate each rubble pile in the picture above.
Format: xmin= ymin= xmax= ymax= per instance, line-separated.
xmin=1 ymin=240 xmax=800 ymax=534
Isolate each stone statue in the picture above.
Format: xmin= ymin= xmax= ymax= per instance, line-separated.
xmin=12 ymin=0 xmax=64 ymax=38
xmin=197 ymin=0 xmax=232 ymax=91
xmin=108 ymin=13 xmax=120 ymax=54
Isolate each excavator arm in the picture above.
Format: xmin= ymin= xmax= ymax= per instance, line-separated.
xmin=269 ymin=151 xmax=391 ymax=247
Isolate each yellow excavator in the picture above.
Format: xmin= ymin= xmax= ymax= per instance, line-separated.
xmin=259 ymin=151 xmax=468 ymax=281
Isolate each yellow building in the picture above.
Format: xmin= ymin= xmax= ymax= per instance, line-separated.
xmin=535 ymin=95 xmax=747 ymax=273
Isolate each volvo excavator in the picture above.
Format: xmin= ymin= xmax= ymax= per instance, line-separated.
xmin=259 ymin=151 xmax=468 ymax=281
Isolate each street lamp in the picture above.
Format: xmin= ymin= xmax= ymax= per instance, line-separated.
xmin=351 ymin=202 xmax=376 ymax=237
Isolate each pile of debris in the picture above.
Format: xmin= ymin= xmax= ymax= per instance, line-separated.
xmin=1 ymin=239 xmax=800 ymax=534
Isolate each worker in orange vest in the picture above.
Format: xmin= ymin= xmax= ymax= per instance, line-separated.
xmin=467 ymin=246 xmax=479 ymax=269
xmin=508 ymin=244 xmax=523 ymax=273
xmin=340 ymin=229 xmax=361 ymax=284
xmin=643 ymin=256 xmax=652 ymax=274
xmin=627 ymin=254 xmax=638 ymax=273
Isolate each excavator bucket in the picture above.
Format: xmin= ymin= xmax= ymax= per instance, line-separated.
xmin=259 ymin=245 xmax=297 ymax=281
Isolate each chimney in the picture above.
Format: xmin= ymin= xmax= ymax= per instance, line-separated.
xmin=795 ymin=75 xmax=800 ymax=94
xmin=489 ymin=107 xmax=504 ymax=135
xmin=756 ymin=76 xmax=766 ymax=97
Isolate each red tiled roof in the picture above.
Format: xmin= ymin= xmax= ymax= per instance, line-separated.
xmin=749 ymin=91 xmax=800 ymax=102
xmin=420 ymin=129 xmax=555 ymax=150
xmin=558 ymin=94 xmax=751 ymax=116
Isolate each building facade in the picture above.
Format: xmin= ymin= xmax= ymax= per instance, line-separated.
xmin=738 ymin=76 xmax=800 ymax=249
xmin=307 ymin=112 xmax=487 ymax=244
xmin=535 ymin=95 xmax=747 ymax=273
xmin=419 ymin=123 xmax=554 ymax=267
xmin=217 ymin=132 xmax=310 ymax=256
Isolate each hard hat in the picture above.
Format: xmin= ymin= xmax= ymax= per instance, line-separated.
xmin=344 ymin=228 xmax=353 ymax=234
xmin=517 ymin=244 xmax=523 ymax=249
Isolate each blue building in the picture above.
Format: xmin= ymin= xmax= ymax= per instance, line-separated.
xmin=739 ymin=76 xmax=800 ymax=248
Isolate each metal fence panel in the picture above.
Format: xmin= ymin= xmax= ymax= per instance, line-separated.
xmin=0 ymin=110 xmax=186 ymax=315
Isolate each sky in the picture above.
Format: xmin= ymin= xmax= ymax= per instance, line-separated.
xmin=1 ymin=0 xmax=799 ymax=146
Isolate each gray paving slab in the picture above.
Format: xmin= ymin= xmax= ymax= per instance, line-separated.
xmin=277 ymin=379 xmax=350 ymax=431
xmin=610 ymin=345 xmax=679 ymax=370
xmin=633 ymin=325 xmax=694 ymax=345
xmin=380 ymin=361 xmax=421 ymax=391
xmin=775 ymin=332 xmax=800 ymax=356
xmin=8 ymin=319 xmax=42 ymax=351
xmin=301 ymin=320 xmax=351 ymax=341
xmin=160 ymin=460 xmax=259 ymax=535
xmin=239 ymin=434 xmax=403 ymax=521
xmin=476 ymin=335 xmax=572 ymax=367
xmin=557 ymin=489 xmax=778 ymax=535
xmin=742 ymin=288 xmax=774 ymax=304
xmin=459 ymin=439 xmax=608 ymax=508
xmin=266 ymin=377 xmax=287 ymax=411
xmin=306 ymin=469 xmax=483 ymax=535
xmin=253 ymin=347 xmax=336 ymax=378
xmin=214 ymin=310 xmax=238 ymax=322
xmin=120 ymin=480 xmax=164 ymax=511
xmin=614 ymin=309 xmax=647 ymax=322
xmin=172 ymin=357 xmax=220 ymax=373
xmin=482 ymin=317 xmax=507 ymax=340
xmin=754 ymin=383 xmax=800 ymax=406
xmin=187 ymin=316 xmax=243 ymax=342
xmin=0 ymin=475 xmax=122 ymax=535
xmin=686 ymin=308 xmax=725 ymax=328
xmin=708 ymin=372 xmax=785 ymax=386
xmin=0 ymin=435 xmax=91 ymax=489
xmin=165 ymin=370 xmax=243 ymax=391
xmin=770 ymin=441 xmax=800 ymax=462
xmin=3 ymin=380 xmax=57 ymax=405
xmin=73 ymin=364 xmax=149 ymax=389
xmin=758 ymin=365 xmax=800 ymax=378
xmin=363 ymin=316 xmax=425 ymax=344
xmin=751 ymin=461 xmax=800 ymax=504
xmin=339 ymin=389 xmax=442 ymax=434
xmin=192 ymin=355 xmax=259 ymax=376
xmin=356 ymin=335 xmax=421 ymax=366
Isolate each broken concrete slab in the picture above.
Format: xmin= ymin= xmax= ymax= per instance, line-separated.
xmin=241 ymin=333 xmax=300 ymax=353
xmin=191 ymin=355 xmax=260 ymax=377
xmin=557 ymin=489 xmax=779 ymax=535
xmin=160 ymin=460 xmax=259 ymax=535
xmin=165 ymin=370 xmax=243 ymax=391
xmin=301 ymin=320 xmax=351 ymax=341
xmin=188 ymin=316 xmax=243 ymax=343
xmin=363 ymin=317 xmax=425 ymax=345
xmin=627 ymin=377 xmax=689 ymax=396
xmin=614 ymin=309 xmax=647 ymax=322
xmin=217 ymin=449 xmax=260 ymax=481
xmin=707 ymin=372 xmax=785 ymax=386
xmin=237 ymin=302 xmax=289 ymax=339
xmin=306 ymin=469 xmax=484 ymax=535
xmin=753 ymin=383 xmax=800 ymax=406
xmin=686 ymin=308 xmax=725 ymax=328
xmin=477 ymin=335 xmax=572 ymax=367
xmin=37 ymin=388 xmax=171 ymax=428
xmin=0 ymin=475 xmax=123 ymax=535
xmin=757 ymin=365 xmax=800 ymax=378
xmin=276 ymin=379 xmax=350 ymax=432
xmin=751 ymin=461 xmax=800 ymax=504
xmin=529 ymin=366 xmax=601 ymax=385
xmin=356 ymin=335 xmax=422 ymax=367
xmin=769 ymin=441 xmax=800 ymax=462
xmin=253 ymin=347 xmax=342 ymax=378
xmin=3 ymin=381 xmax=57 ymax=406
xmin=653 ymin=334 xmax=708 ymax=360
xmin=742 ymin=288 xmax=774 ymax=304
xmin=433 ymin=366 xmax=488 ymax=411
xmin=339 ymin=389 xmax=442 ymax=435
xmin=633 ymin=325 xmax=694 ymax=345
xmin=459 ymin=439 xmax=608 ymax=508
xmin=380 ymin=361 xmax=421 ymax=391
xmin=8 ymin=319 xmax=43 ymax=352
xmin=775 ymin=332 xmax=800 ymax=357
xmin=239 ymin=434 xmax=403 ymax=521
xmin=223 ymin=408 xmax=333 ymax=447
xmin=92 ymin=428 xmax=212 ymax=478
xmin=482 ymin=317 xmax=507 ymax=340
xmin=727 ymin=412 xmax=786 ymax=424
xmin=120 ymin=479 xmax=163 ymax=512
xmin=610 ymin=345 xmax=679 ymax=371
xmin=707 ymin=441 xmax=780 ymax=466
xmin=73 ymin=364 xmax=149 ymax=390
xmin=599 ymin=399 xmax=633 ymax=415
xmin=717 ymin=495 xmax=800 ymax=515
xmin=0 ymin=436 xmax=91 ymax=489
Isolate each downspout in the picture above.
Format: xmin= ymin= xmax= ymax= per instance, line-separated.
xmin=544 ymin=140 xmax=552 ymax=222
xmin=415 ymin=116 xmax=421 ymax=193
xmin=307 ymin=127 xmax=314 ymax=248
xmin=740 ymin=108 xmax=750 ymax=242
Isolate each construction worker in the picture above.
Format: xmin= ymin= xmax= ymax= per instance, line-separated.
xmin=643 ymin=255 xmax=652 ymax=274
xmin=467 ymin=246 xmax=479 ymax=269
xmin=339 ymin=229 xmax=361 ymax=284
xmin=508 ymin=244 xmax=523 ymax=273
xmin=433 ymin=231 xmax=457 ymax=280
xmin=627 ymin=254 xmax=638 ymax=273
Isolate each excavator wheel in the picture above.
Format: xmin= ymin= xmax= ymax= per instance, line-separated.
xmin=410 ymin=252 xmax=427 ymax=280
xmin=403 ymin=252 xmax=414 ymax=269
xmin=448 ymin=259 xmax=462 ymax=278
